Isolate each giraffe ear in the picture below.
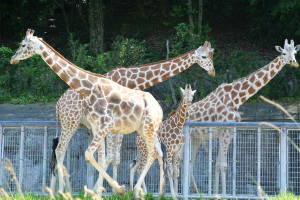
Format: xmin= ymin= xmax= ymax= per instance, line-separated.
xmin=192 ymin=90 xmax=197 ymax=95
xmin=295 ymin=45 xmax=300 ymax=51
xmin=275 ymin=46 xmax=283 ymax=53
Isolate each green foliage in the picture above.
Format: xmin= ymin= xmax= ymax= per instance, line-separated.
xmin=0 ymin=46 xmax=66 ymax=104
xmin=171 ymin=23 xmax=211 ymax=57
xmin=89 ymin=36 xmax=151 ymax=74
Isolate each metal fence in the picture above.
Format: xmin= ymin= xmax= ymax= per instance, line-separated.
xmin=0 ymin=121 xmax=299 ymax=199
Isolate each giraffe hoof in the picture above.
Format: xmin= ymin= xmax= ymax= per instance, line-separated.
xmin=118 ymin=185 xmax=126 ymax=197
xmin=134 ymin=187 xmax=145 ymax=200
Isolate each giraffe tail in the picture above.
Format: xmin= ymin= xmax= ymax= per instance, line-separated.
xmin=51 ymin=137 xmax=59 ymax=176
xmin=50 ymin=99 xmax=61 ymax=176
xmin=161 ymin=141 xmax=171 ymax=178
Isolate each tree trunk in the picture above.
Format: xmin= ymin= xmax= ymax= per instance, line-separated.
xmin=89 ymin=0 xmax=104 ymax=54
xmin=186 ymin=0 xmax=195 ymax=39
xmin=198 ymin=0 xmax=203 ymax=34
xmin=166 ymin=40 xmax=177 ymax=105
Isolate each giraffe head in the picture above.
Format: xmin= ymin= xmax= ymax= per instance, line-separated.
xmin=180 ymin=84 xmax=196 ymax=106
xmin=10 ymin=29 xmax=42 ymax=64
xmin=275 ymin=39 xmax=300 ymax=68
xmin=193 ymin=41 xmax=215 ymax=77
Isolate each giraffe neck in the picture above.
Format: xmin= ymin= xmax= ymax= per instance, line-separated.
xmin=168 ymin=99 xmax=189 ymax=132
xmin=105 ymin=49 xmax=197 ymax=90
xmin=38 ymin=39 xmax=103 ymax=100
xmin=231 ymin=55 xmax=286 ymax=108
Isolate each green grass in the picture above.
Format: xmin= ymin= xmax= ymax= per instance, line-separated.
xmin=5 ymin=191 xmax=300 ymax=200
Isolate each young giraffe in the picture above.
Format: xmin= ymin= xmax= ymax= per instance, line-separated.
xmin=51 ymin=41 xmax=215 ymax=192
xmin=188 ymin=39 xmax=299 ymax=195
xmin=10 ymin=29 xmax=166 ymax=199
xmin=130 ymin=84 xmax=196 ymax=199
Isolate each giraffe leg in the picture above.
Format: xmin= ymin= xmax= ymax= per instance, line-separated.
xmin=173 ymin=146 xmax=183 ymax=197
xmin=130 ymin=157 xmax=141 ymax=191
xmin=54 ymin=126 xmax=78 ymax=193
xmin=189 ymin=132 xmax=202 ymax=194
xmin=93 ymin=132 xmax=114 ymax=192
xmin=93 ymin=139 xmax=106 ymax=193
xmin=112 ymin=133 xmax=123 ymax=194
xmin=157 ymin=155 xmax=166 ymax=196
xmin=134 ymin=133 xmax=159 ymax=199
xmin=86 ymin=122 xmax=125 ymax=197
xmin=214 ymin=129 xmax=233 ymax=195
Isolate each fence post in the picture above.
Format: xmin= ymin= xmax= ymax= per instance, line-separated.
xmin=87 ymin=130 xmax=94 ymax=189
xmin=66 ymin=140 xmax=71 ymax=191
xmin=42 ymin=126 xmax=48 ymax=194
xmin=19 ymin=125 xmax=25 ymax=191
xmin=208 ymin=126 xmax=212 ymax=196
xmin=0 ymin=124 xmax=3 ymax=188
xmin=232 ymin=126 xmax=237 ymax=197
xmin=183 ymin=124 xmax=190 ymax=199
xmin=280 ymin=126 xmax=287 ymax=193
xmin=257 ymin=126 xmax=261 ymax=196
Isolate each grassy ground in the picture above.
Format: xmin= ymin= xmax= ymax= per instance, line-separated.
xmin=4 ymin=191 xmax=300 ymax=200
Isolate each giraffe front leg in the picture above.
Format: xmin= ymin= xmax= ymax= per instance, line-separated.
xmin=86 ymin=126 xmax=125 ymax=197
xmin=54 ymin=128 xmax=75 ymax=193
xmin=214 ymin=129 xmax=233 ymax=195
xmin=94 ymin=132 xmax=113 ymax=193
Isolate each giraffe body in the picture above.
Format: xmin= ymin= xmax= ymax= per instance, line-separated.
xmin=130 ymin=84 xmax=196 ymax=199
xmin=52 ymin=42 xmax=215 ymax=192
xmin=10 ymin=29 xmax=168 ymax=199
xmin=188 ymin=39 xmax=300 ymax=195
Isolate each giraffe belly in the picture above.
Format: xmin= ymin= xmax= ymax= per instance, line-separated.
xmin=110 ymin=119 xmax=142 ymax=134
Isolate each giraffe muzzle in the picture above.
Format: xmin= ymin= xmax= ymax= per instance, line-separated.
xmin=290 ymin=62 xmax=299 ymax=68
xmin=208 ymin=69 xmax=215 ymax=77
xmin=10 ymin=57 xmax=19 ymax=64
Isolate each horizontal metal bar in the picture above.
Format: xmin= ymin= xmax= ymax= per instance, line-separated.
xmin=0 ymin=121 xmax=60 ymax=126
xmin=1 ymin=121 xmax=299 ymax=128
xmin=187 ymin=194 xmax=267 ymax=199
xmin=184 ymin=121 xmax=300 ymax=128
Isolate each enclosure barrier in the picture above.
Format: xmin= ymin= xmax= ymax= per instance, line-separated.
xmin=0 ymin=121 xmax=299 ymax=199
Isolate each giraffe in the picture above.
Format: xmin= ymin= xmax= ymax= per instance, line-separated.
xmin=187 ymin=39 xmax=299 ymax=195
xmin=10 ymin=29 xmax=167 ymax=199
xmin=51 ymin=41 xmax=215 ymax=193
xmin=130 ymin=84 xmax=196 ymax=199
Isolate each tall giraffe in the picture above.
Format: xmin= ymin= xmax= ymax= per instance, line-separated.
xmin=188 ymin=39 xmax=299 ymax=195
xmin=10 ymin=29 xmax=166 ymax=199
xmin=51 ymin=41 xmax=215 ymax=192
xmin=129 ymin=84 xmax=196 ymax=199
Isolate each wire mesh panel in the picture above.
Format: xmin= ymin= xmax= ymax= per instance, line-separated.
xmin=288 ymin=129 xmax=300 ymax=195
xmin=189 ymin=127 xmax=280 ymax=198
xmin=1 ymin=127 xmax=21 ymax=193
xmin=21 ymin=127 xmax=44 ymax=193
xmin=260 ymin=129 xmax=279 ymax=195
xmin=236 ymin=129 xmax=258 ymax=196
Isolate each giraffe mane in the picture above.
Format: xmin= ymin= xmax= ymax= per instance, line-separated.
xmin=127 ymin=49 xmax=197 ymax=68
xmin=38 ymin=38 xmax=107 ymax=79
xmin=232 ymin=55 xmax=281 ymax=84
xmin=168 ymin=110 xmax=177 ymax=118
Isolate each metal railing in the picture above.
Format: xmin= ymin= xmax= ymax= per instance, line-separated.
xmin=0 ymin=121 xmax=300 ymax=199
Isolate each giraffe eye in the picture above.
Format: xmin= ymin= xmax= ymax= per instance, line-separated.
xmin=202 ymin=56 xmax=206 ymax=59
xmin=22 ymin=44 xmax=26 ymax=47
xmin=283 ymin=53 xmax=286 ymax=55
